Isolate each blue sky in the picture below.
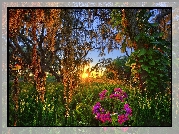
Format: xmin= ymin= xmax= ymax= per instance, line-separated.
xmin=87 ymin=47 xmax=133 ymax=66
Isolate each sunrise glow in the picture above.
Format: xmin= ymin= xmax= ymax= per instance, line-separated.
xmin=81 ymin=64 xmax=104 ymax=79
xmin=82 ymin=73 xmax=89 ymax=79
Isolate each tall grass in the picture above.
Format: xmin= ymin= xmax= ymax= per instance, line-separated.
xmin=9 ymin=82 xmax=65 ymax=126
xmin=8 ymin=80 xmax=171 ymax=126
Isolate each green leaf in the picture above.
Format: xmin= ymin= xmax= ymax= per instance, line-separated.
xmin=159 ymin=32 xmax=164 ymax=37
xmin=159 ymin=74 xmax=164 ymax=77
xmin=111 ymin=114 xmax=118 ymax=125
xmin=151 ymin=41 xmax=161 ymax=44
xmin=149 ymin=70 xmax=154 ymax=74
xmin=148 ymin=49 xmax=153 ymax=55
xmin=141 ymin=65 xmax=148 ymax=72
xmin=139 ymin=59 xmax=143 ymax=62
xmin=149 ymin=60 xmax=155 ymax=65
xmin=149 ymin=36 xmax=155 ymax=41
xmin=125 ymin=59 xmax=135 ymax=66
xmin=148 ymin=55 xmax=152 ymax=59
xmin=151 ymin=77 xmax=157 ymax=81
xmin=151 ymin=23 xmax=159 ymax=27
xmin=134 ymin=35 xmax=140 ymax=42
xmin=138 ymin=49 xmax=146 ymax=56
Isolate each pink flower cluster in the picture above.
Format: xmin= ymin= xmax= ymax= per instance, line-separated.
xmin=92 ymin=102 xmax=112 ymax=123
xmin=118 ymin=104 xmax=132 ymax=124
xmin=92 ymin=88 xmax=132 ymax=125
xmin=124 ymin=104 xmax=132 ymax=116
xmin=96 ymin=112 xmax=112 ymax=123
xmin=110 ymin=88 xmax=128 ymax=102
xmin=99 ymin=89 xmax=108 ymax=100
xmin=118 ymin=114 xmax=129 ymax=124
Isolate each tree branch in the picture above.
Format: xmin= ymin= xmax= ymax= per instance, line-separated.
xmin=156 ymin=9 xmax=171 ymax=23
xmin=125 ymin=49 xmax=130 ymax=57
xmin=49 ymin=67 xmax=63 ymax=82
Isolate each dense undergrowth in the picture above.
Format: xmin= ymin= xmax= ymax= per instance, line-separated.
xmin=8 ymin=79 xmax=171 ymax=126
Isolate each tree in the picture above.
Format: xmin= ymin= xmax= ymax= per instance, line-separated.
xmin=8 ymin=9 xmax=63 ymax=126
xmin=110 ymin=9 xmax=171 ymax=95
xmin=9 ymin=9 xmax=62 ymax=103
xmin=103 ymin=56 xmax=131 ymax=82
xmin=8 ymin=8 xmax=94 ymax=121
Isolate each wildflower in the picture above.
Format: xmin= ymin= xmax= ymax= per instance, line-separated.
xmin=95 ymin=112 xmax=101 ymax=120
xmin=114 ymin=88 xmax=122 ymax=93
xmin=92 ymin=88 xmax=132 ymax=126
xmin=124 ymin=114 xmax=129 ymax=121
xmin=123 ymin=92 xmax=128 ymax=98
xmin=92 ymin=102 xmax=101 ymax=114
xmin=101 ymin=108 xmax=105 ymax=113
xmin=118 ymin=114 xmax=126 ymax=124
xmin=126 ymin=107 xmax=132 ymax=115
xmin=99 ymin=112 xmax=112 ymax=123
xmin=99 ymin=114 xmax=106 ymax=123
xmin=110 ymin=88 xmax=128 ymax=102
xmin=119 ymin=95 xmax=124 ymax=102
xmin=124 ymin=104 xmax=129 ymax=108
xmin=104 ymin=112 xmax=112 ymax=122
xmin=99 ymin=89 xmax=108 ymax=100
xmin=124 ymin=104 xmax=132 ymax=115
xmin=110 ymin=93 xmax=120 ymax=99
xmin=110 ymin=94 xmax=114 ymax=98
xmin=118 ymin=114 xmax=129 ymax=124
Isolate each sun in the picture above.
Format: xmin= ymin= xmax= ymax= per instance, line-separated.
xmin=82 ymin=73 xmax=89 ymax=79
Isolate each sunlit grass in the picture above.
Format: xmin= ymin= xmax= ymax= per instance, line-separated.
xmin=8 ymin=79 xmax=171 ymax=126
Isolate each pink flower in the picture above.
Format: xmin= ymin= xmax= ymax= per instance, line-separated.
xmin=99 ymin=112 xmax=112 ymax=123
xmin=95 ymin=113 xmax=101 ymax=120
xmin=114 ymin=88 xmax=122 ymax=93
xmin=118 ymin=115 xmax=126 ymax=124
xmin=124 ymin=104 xmax=129 ymax=108
xmin=124 ymin=104 xmax=132 ymax=115
xmin=99 ymin=89 xmax=108 ymax=100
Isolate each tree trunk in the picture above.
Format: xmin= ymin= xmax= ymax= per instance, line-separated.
xmin=32 ymin=44 xmax=46 ymax=103
xmin=36 ymin=71 xmax=46 ymax=102
xmin=49 ymin=67 xmax=63 ymax=82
